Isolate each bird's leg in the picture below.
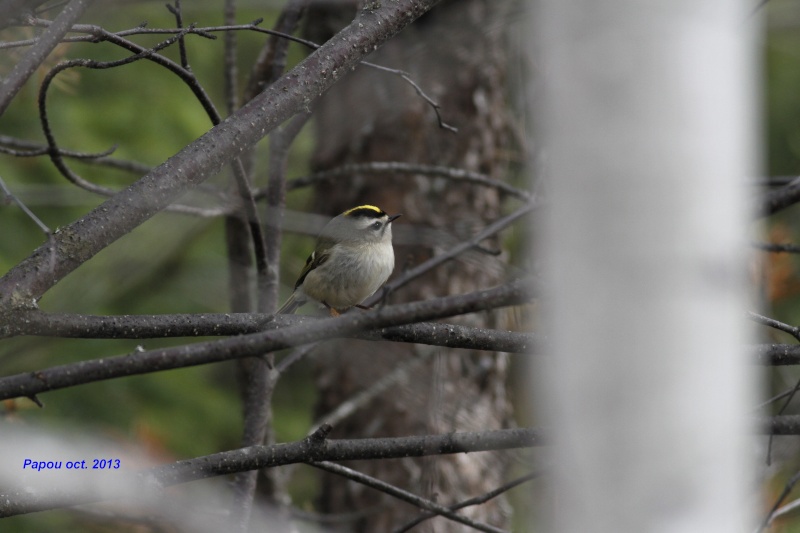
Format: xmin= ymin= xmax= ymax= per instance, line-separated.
xmin=322 ymin=301 xmax=341 ymax=317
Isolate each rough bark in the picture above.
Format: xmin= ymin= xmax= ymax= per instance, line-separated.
xmin=306 ymin=1 xmax=515 ymax=530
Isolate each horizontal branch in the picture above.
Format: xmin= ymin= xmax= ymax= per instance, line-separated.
xmin=751 ymin=242 xmax=800 ymax=254
xmin=0 ymin=309 xmax=537 ymax=353
xmin=0 ymin=279 xmax=534 ymax=401
xmin=752 ymin=344 xmax=800 ymax=365
xmin=0 ymin=426 xmax=544 ymax=517
xmin=761 ymin=178 xmax=800 ymax=217
xmin=760 ymin=415 xmax=800 ymax=435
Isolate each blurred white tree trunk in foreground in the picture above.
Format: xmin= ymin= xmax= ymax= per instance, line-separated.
xmin=532 ymin=1 xmax=758 ymax=531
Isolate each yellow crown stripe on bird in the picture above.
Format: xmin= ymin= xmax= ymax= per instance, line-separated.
xmin=276 ymin=203 xmax=398 ymax=315
xmin=342 ymin=205 xmax=386 ymax=217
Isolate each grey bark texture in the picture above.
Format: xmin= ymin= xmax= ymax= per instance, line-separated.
xmin=305 ymin=1 xmax=516 ymax=530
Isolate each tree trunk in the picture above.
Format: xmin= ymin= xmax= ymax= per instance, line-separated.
xmin=533 ymin=1 xmax=755 ymax=531
xmin=305 ymin=1 xmax=515 ymax=530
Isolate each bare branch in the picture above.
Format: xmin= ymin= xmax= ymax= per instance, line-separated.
xmin=263 ymin=111 xmax=311 ymax=312
xmin=284 ymin=161 xmax=531 ymax=200
xmin=393 ymin=471 xmax=542 ymax=533
xmin=747 ymin=311 xmax=800 ymax=341
xmin=37 ymin=29 xmax=201 ymax=197
xmin=761 ymin=415 xmax=800 ymax=435
xmin=366 ymin=202 xmax=536 ymax=305
xmin=754 ymin=387 xmax=800 ymax=412
xmin=0 ymin=0 xmax=93 ymax=116
xmin=0 ymin=21 xmax=309 ymax=50
xmin=758 ymin=469 xmax=800 ymax=533
xmin=0 ymin=309 xmax=536 ymax=353
xmin=0 ymin=0 xmax=445 ymax=307
xmin=753 ymin=344 xmax=800 ymax=365
xmin=310 ymin=461 xmax=506 ymax=533
xmin=165 ymin=1 xmax=189 ymax=70
xmin=222 ymin=0 xmax=238 ymax=114
xmin=751 ymin=241 xmax=800 ymax=254
xmin=0 ymin=279 xmax=533 ymax=401
xmin=761 ymin=177 xmax=800 ymax=217
xmin=243 ymin=0 xmax=309 ymax=102
xmin=3 ymin=12 xmax=454 ymax=133
xmin=0 ymin=174 xmax=51 ymax=235
xmin=0 ymin=426 xmax=543 ymax=517
xmin=0 ymin=135 xmax=122 ymax=162
xmin=0 ymin=0 xmax=51 ymax=30
xmin=310 ymin=352 xmax=432 ymax=434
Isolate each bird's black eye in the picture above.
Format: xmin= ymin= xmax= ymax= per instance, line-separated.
xmin=371 ymin=221 xmax=382 ymax=230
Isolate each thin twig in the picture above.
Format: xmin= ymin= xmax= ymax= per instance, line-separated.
xmin=165 ymin=1 xmax=189 ymax=70
xmin=0 ymin=136 xmax=118 ymax=160
xmin=310 ymin=351 xmax=433 ymax=434
xmin=275 ymin=342 xmax=320 ymax=374
xmin=758 ymin=469 xmax=800 ymax=533
xmin=0 ymin=174 xmax=51 ymax=235
xmin=311 ymin=461 xmax=506 ymax=533
xmin=0 ymin=0 xmax=93 ymax=115
xmin=768 ymin=496 xmax=800 ymax=527
xmin=362 ymin=61 xmax=458 ymax=132
xmin=33 ymin=19 xmax=268 ymax=301
xmin=366 ymin=202 xmax=536 ymax=305
xmin=747 ymin=311 xmax=800 ymax=341
xmin=6 ymin=15 xmax=454 ymax=132
xmin=283 ymin=161 xmax=530 ymax=200
xmin=766 ymin=376 xmax=800 ymax=466
xmin=222 ymin=0 xmax=238 ymax=115
xmin=393 ymin=471 xmax=542 ymax=533
xmin=243 ymin=0 xmax=308 ymax=102
xmin=0 ymin=0 xmax=448 ymax=307
xmin=754 ymin=387 xmax=800 ymax=412
xmin=37 ymin=27 xmax=206 ymax=197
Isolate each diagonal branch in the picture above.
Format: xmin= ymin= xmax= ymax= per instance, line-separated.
xmin=0 ymin=0 xmax=93 ymax=116
xmin=393 ymin=471 xmax=542 ymax=533
xmin=747 ymin=311 xmax=800 ymax=341
xmin=0 ymin=0 xmax=445 ymax=308
xmin=366 ymin=202 xmax=536 ymax=305
xmin=310 ymin=461 xmax=506 ymax=533
xmin=761 ymin=177 xmax=800 ymax=217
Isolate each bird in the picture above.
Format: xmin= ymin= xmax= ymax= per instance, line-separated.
xmin=277 ymin=205 xmax=401 ymax=316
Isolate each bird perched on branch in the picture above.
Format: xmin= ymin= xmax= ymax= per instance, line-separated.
xmin=277 ymin=205 xmax=401 ymax=316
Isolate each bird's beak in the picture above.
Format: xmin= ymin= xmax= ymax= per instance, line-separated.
xmin=388 ymin=214 xmax=402 ymax=223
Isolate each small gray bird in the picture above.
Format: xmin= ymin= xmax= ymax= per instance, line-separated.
xmin=277 ymin=205 xmax=401 ymax=316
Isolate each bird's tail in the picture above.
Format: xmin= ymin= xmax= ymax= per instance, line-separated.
xmin=276 ymin=293 xmax=303 ymax=314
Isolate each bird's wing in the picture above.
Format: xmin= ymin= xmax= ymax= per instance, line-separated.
xmin=294 ymin=240 xmax=333 ymax=289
